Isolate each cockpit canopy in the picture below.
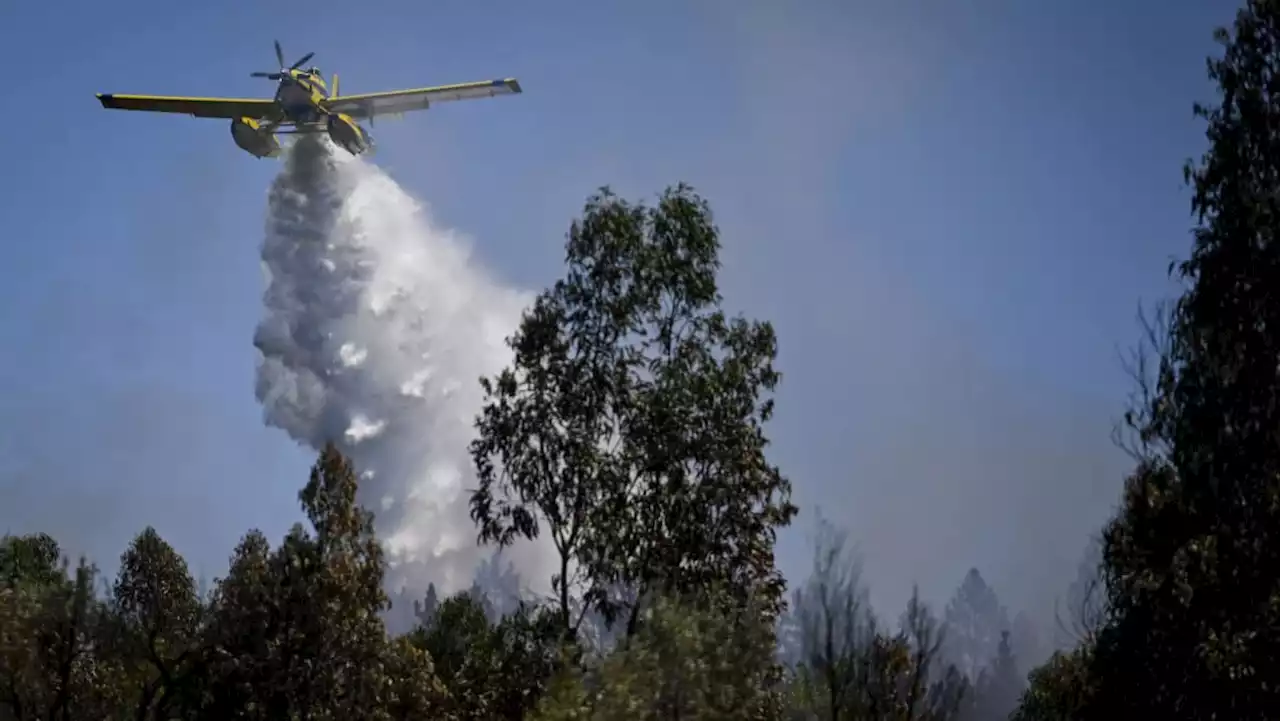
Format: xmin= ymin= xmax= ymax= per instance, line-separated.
xmin=295 ymin=67 xmax=327 ymax=92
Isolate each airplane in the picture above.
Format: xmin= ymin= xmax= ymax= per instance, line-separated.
xmin=96 ymin=41 xmax=522 ymax=159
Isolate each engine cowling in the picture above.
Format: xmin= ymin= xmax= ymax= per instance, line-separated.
xmin=326 ymin=113 xmax=373 ymax=156
xmin=230 ymin=117 xmax=282 ymax=158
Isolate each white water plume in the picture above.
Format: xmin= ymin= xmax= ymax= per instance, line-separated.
xmin=253 ymin=136 xmax=554 ymax=598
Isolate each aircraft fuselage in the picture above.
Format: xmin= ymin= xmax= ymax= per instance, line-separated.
xmin=266 ymin=69 xmax=372 ymax=156
xmin=275 ymin=72 xmax=328 ymax=124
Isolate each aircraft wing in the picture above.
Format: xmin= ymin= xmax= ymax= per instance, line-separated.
xmin=97 ymin=94 xmax=281 ymax=120
xmin=326 ymin=78 xmax=521 ymax=119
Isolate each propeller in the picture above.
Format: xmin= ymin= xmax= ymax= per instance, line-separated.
xmin=251 ymin=40 xmax=315 ymax=80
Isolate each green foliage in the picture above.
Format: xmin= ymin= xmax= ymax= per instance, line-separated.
xmin=107 ymin=526 xmax=204 ymax=718
xmin=0 ymin=549 xmax=124 ymax=720
xmin=3 ymin=184 xmax=809 ymax=720
xmin=382 ymin=636 xmax=452 ymax=721
xmin=1010 ymin=647 xmax=1095 ymax=721
xmin=1080 ymin=1 xmax=1280 ymax=716
xmin=532 ymin=589 xmax=783 ymax=721
xmin=0 ymin=445 xmax=456 ymax=720
xmin=408 ymin=590 xmax=563 ymax=720
xmin=196 ymin=443 xmax=414 ymax=719
xmin=0 ymin=533 xmax=62 ymax=591
xmin=470 ymin=183 xmax=798 ymax=639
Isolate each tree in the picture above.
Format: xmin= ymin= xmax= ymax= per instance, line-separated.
xmin=469 ymin=183 xmax=798 ymax=638
xmin=474 ymin=551 xmax=525 ymax=619
xmin=199 ymin=444 xmax=439 ymax=719
xmin=382 ymin=635 xmax=452 ymax=721
xmin=1010 ymin=541 xmax=1100 ymax=721
xmin=940 ymin=569 xmax=1009 ymax=682
xmin=108 ymin=526 xmax=204 ymax=719
xmin=411 ymin=591 xmax=562 ymax=720
xmin=1085 ymin=1 xmax=1280 ymax=716
xmin=413 ymin=582 xmax=442 ymax=628
xmin=899 ymin=588 xmax=971 ymax=721
xmin=532 ymin=589 xmax=784 ymax=721
xmin=791 ymin=516 xmax=873 ymax=721
xmin=969 ymin=631 xmax=1023 ymax=721
xmin=197 ymin=529 xmax=275 ymax=718
xmin=412 ymin=591 xmax=494 ymax=719
xmin=1053 ymin=537 xmax=1105 ymax=651
xmin=792 ymin=592 xmax=972 ymax=721
xmin=2 ymin=448 xmax=472 ymax=720
xmin=0 ymin=533 xmax=62 ymax=591
xmin=464 ymin=580 xmax=499 ymax=624
xmin=1010 ymin=647 xmax=1095 ymax=721
xmin=0 ymin=551 xmax=123 ymax=720
xmin=785 ymin=517 xmax=973 ymax=721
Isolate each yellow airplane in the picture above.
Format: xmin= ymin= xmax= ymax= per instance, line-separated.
xmin=96 ymin=41 xmax=522 ymax=159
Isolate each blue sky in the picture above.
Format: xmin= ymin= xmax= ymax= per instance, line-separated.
xmin=0 ymin=0 xmax=1236 ymax=623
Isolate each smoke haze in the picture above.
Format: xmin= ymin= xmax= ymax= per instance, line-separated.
xmin=0 ymin=2 xmax=1219 ymax=669
xmin=253 ymin=136 xmax=555 ymax=597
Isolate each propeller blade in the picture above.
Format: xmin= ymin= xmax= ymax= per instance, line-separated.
xmin=290 ymin=52 xmax=315 ymax=70
xmin=274 ymin=40 xmax=285 ymax=69
xmin=251 ymin=72 xmax=284 ymax=80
